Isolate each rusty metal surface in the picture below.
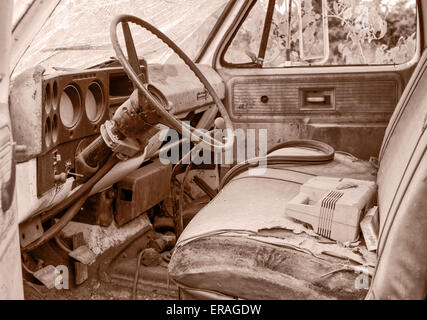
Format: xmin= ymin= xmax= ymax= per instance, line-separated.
xmin=74 ymin=189 xmax=115 ymax=227
xmin=19 ymin=216 xmax=44 ymax=248
xmin=69 ymin=245 xmax=96 ymax=266
xmin=33 ymin=265 xmax=57 ymax=290
xmin=72 ymin=232 xmax=88 ymax=286
xmin=8 ymin=66 xmax=44 ymax=162
xmin=115 ymin=159 xmax=172 ymax=227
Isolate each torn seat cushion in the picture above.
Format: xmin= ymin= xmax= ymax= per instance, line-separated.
xmin=169 ymin=149 xmax=377 ymax=300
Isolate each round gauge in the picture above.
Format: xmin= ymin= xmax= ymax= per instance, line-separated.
xmin=52 ymin=81 xmax=58 ymax=110
xmin=45 ymin=83 xmax=52 ymax=114
xmin=85 ymin=82 xmax=104 ymax=123
xmin=52 ymin=114 xmax=59 ymax=143
xmin=59 ymin=85 xmax=82 ymax=128
xmin=44 ymin=117 xmax=52 ymax=148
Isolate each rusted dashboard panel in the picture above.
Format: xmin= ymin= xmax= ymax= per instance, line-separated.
xmin=37 ymin=71 xmax=111 ymax=196
xmin=148 ymin=64 xmax=225 ymax=116
xmin=229 ymin=73 xmax=402 ymax=121
xmin=10 ymin=64 xmax=224 ymax=196
xmin=107 ymin=64 xmax=225 ymax=117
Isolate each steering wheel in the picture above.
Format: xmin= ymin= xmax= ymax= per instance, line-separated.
xmin=110 ymin=14 xmax=234 ymax=151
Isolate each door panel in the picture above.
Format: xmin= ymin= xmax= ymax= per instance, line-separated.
xmin=214 ymin=0 xmax=418 ymax=160
xmin=229 ymin=73 xmax=402 ymax=120
xmin=219 ymin=68 xmax=406 ymax=160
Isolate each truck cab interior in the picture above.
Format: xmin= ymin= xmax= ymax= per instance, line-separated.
xmin=0 ymin=0 xmax=426 ymax=300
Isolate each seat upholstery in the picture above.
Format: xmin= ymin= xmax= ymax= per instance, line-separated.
xmin=366 ymin=51 xmax=427 ymax=300
xmin=169 ymin=150 xmax=378 ymax=299
xmin=169 ymin=52 xmax=427 ymax=301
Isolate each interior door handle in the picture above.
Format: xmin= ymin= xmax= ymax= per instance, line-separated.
xmin=306 ymin=96 xmax=326 ymax=103
xmin=300 ymin=88 xmax=334 ymax=110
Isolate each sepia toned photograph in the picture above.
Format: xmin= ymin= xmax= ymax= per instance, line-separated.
xmin=0 ymin=0 xmax=425 ymax=305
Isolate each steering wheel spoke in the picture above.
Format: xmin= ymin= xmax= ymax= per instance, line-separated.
xmin=121 ymin=21 xmax=146 ymax=84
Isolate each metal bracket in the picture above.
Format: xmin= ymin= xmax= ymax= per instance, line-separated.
xmin=19 ymin=216 xmax=44 ymax=248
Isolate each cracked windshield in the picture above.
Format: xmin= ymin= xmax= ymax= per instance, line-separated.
xmin=15 ymin=0 xmax=417 ymax=76
xmin=14 ymin=0 xmax=229 ymax=76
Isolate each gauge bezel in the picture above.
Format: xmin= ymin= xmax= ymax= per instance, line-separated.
xmin=45 ymin=83 xmax=52 ymax=114
xmin=59 ymin=84 xmax=82 ymax=129
xmin=85 ymin=81 xmax=105 ymax=124
xmin=44 ymin=116 xmax=52 ymax=148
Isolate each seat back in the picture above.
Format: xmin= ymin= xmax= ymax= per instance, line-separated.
xmin=368 ymin=50 xmax=427 ymax=299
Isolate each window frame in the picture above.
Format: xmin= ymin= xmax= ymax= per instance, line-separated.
xmin=218 ymin=0 xmax=421 ymax=70
xmin=195 ymin=0 xmax=237 ymax=63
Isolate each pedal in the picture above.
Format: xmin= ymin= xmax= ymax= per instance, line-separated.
xmin=33 ymin=265 xmax=58 ymax=289
xmin=68 ymin=245 xmax=96 ymax=265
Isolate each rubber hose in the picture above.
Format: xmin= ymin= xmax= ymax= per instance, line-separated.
xmin=267 ymin=139 xmax=335 ymax=155
xmin=23 ymin=155 xmax=119 ymax=252
xmin=219 ymin=140 xmax=335 ymax=190
xmin=39 ymin=155 xmax=120 ymax=223
xmin=22 ymin=192 xmax=89 ymax=253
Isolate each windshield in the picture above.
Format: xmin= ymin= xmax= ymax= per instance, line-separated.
xmin=14 ymin=0 xmax=229 ymax=76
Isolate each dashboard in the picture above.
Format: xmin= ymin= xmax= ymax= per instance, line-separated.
xmin=10 ymin=63 xmax=225 ymax=197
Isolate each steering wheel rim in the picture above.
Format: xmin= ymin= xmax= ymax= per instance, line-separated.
xmin=110 ymin=14 xmax=234 ymax=151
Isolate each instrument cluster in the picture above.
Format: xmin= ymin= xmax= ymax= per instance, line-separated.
xmin=42 ymin=74 xmax=109 ymax=153
xmin=37 ymin=71 xmax=112 ymax=195
xmin=10 ymin=63 xmax=224 ymax=197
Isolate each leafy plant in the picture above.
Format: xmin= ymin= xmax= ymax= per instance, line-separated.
xmin=225 ymin=0 xmax=417 ymax=67
xmin=328 ymin=0 xmax=416 ymax=65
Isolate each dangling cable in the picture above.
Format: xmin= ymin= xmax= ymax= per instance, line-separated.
xmin=220 ymin=140 xmax=335 ymax=190
xmin=22 ymin=155 xmax=119 ymax=252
